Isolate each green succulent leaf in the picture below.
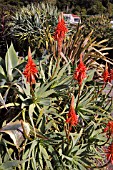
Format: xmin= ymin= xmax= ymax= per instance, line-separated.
xmin=0 ymin=160 xmax=28 ymax=170
xmin=5 ymin=43 xmax=18 ymax=81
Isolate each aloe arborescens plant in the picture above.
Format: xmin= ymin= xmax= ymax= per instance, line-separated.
xmin=0 ymin=10 xmax=113 ymax=170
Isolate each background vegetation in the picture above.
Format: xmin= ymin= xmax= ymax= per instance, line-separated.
xmin=56 ymin=0 xmax=113 ymax=16
xmin=0 ymin=0 xmax=113 ymax=59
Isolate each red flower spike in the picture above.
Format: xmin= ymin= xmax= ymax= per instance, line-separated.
xmin=74 ymin=54 xmax=87 ymax=85
xmin=106 ymin=143 xmax=113 ymax=164
xmin=110 ymin=69 xmax=113 ymax=80
xmin=66 ymin=95 xmax=78 ymax=131
xmin=103 ymin=63 xmax=111 ymax=83
xmin=104 ymin=121 xmax=113 ymax=136
xmin=53 ymin=13 xmax=68 ymax=53
xmin=23 ymin=47 xmax=38 ymax=84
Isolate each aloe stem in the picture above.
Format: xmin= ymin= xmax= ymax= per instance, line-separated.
xmin=76 ymin=84 xmax=81 ymax=109
xmin=50 ymin=54 xmax=60 ymax=80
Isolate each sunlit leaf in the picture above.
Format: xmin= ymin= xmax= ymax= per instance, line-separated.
xmin=5 ymin=43 xmax=18 ymax=81
xmin=0 ymin=120 xmax=30 ymax=148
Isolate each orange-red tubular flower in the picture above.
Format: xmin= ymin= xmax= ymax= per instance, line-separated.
xmin=23 ymin=47 xmax=38 ymax=84
xmin=106 ymin=143 xmax=113 ymax=164
xmin=110 ymin=69 xmax=113 ymax=80
xmin=74 ymin=54 xmax=87 ymax=85
xmin=53 ymin=14 xmax=68 ymax=53
xmin=66 ymin=95 xmax=78 ymax=131
xmin=103 ymin=63 xmax=111 ymax=83
xmin=104 ymin=121 xmax=113 ymax=136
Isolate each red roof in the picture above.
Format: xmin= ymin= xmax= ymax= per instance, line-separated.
xmin=72 ymin=14 xmax=80 ymax=18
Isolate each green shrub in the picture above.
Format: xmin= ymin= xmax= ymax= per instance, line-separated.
xmin=7 ymin=3 xmax=59 ymax=57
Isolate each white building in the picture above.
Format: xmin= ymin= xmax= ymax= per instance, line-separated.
xmin=63 ymin=14 xmax=81 ymax=25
